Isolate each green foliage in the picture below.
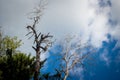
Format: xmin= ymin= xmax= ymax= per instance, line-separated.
xmin=0 ymin=35 xmax=22 ymax=56
xmin=2 ymin=36 xmax=21 ymax=50
xmin=0 ymin=34 xmax=35 ymax=80
xmin=0 ymin=52 xmax=35 ymax=80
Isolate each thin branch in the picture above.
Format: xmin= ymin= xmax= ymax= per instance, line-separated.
xmin=28 ymin=34 xmax=34 ymax=39
xmin=68 ymin=58 xmax=79 ymax=70
xmin=32 ymin=46 xmax=36 ymax=51
xmin=37 ymin=32 xmax=41 ymax=38
xmin=68 ymin=53 xmax=76 ymax=63
xmin=25 ymin=31 xmax=33 ymax=36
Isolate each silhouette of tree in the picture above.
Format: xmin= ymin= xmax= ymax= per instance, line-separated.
xmin=26 ymin=0 xmax=53 ymax=80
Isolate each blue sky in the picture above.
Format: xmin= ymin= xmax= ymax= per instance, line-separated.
xmin=42 ymin=34 xmax=120 ymax=80
xmin=0 ymin=0 xmax=120 ymax=80
xmin=83 ymin=35 xmax=120 ymax=80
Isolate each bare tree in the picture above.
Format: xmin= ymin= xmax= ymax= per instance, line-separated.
xmin=56 ymin=35 xmax=94 ymax=80
xmin=26 ymin=0 xmax=53 ymax=80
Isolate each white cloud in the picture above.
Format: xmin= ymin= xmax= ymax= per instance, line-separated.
xmin=111 ymin=0 xmax=120 ymax=23
xmin=39 ymin=0 xmax=111 ymax=48
xmin=70 ymin=66 xmax=84 ymax=80
xmin=110 ymin=24 xmax=120 ymax=49
xmin=109 ymin=0 xmax=120 ymax=48
xmin=0 ymin=0 xmax=120 ymax=56
xmin=100 ymin=49 xmax=110 ymax=66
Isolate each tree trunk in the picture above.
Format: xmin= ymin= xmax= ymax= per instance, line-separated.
xmin=63 ymin=70 xmax=68 ymax=80
xmin=34 ymin=71 xmax=39 ymax=80
xmin=34 ymin=48 xmax=40 ymax=80
xmin=63 ymin=74 xmax=68 ymax=80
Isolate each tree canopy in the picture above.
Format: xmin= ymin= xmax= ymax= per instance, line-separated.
xmin=0 ymin=33 xmax=35 ymax=80
xmin=0 ymin=34 xmax=22 ymax=56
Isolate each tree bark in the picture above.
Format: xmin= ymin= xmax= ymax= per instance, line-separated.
xmin=34 ymin=71 xmax=39 ymax=80
xmin=63 ymin=73 xmax=68 ymax=80
xmin=34 ymin=47 xmax=40 ymax=80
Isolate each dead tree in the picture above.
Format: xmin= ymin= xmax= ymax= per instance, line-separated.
xmin=56 ymin=35 xmax=94 ymax=80
xmin=26 ymin=0 xmax=53 ymax=80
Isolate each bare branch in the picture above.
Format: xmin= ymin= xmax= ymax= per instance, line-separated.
xmin=32 ymin=46 xmax=36 ymax=51
xmin=54 ymin=35 xmax=94 ymax=80
xmin=37 ymin=32 xmax=41 ymax=38
xmin=28 ymin=34 xmax=34 ymax=39
xmin=68 ymin=53 xmax=76 ymax=63
xmin=68 ymin=58 xmax=79 ymax=70
xmin=26 ymin=1 xmax=54 ymax=80
xmin=25 ymin=31 xmax=33 ymax=36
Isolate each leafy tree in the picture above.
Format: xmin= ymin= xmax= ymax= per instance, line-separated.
xmin=0 ymin=33 xmax=35 ymax=80
xmin=0 ymin=35 xmax=21 ymax=56
xmin=0 ymin=52 xmax=35 ymax=80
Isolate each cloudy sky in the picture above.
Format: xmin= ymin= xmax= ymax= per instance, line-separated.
xmin=0 ymin=0 xmax=120 ymax=80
